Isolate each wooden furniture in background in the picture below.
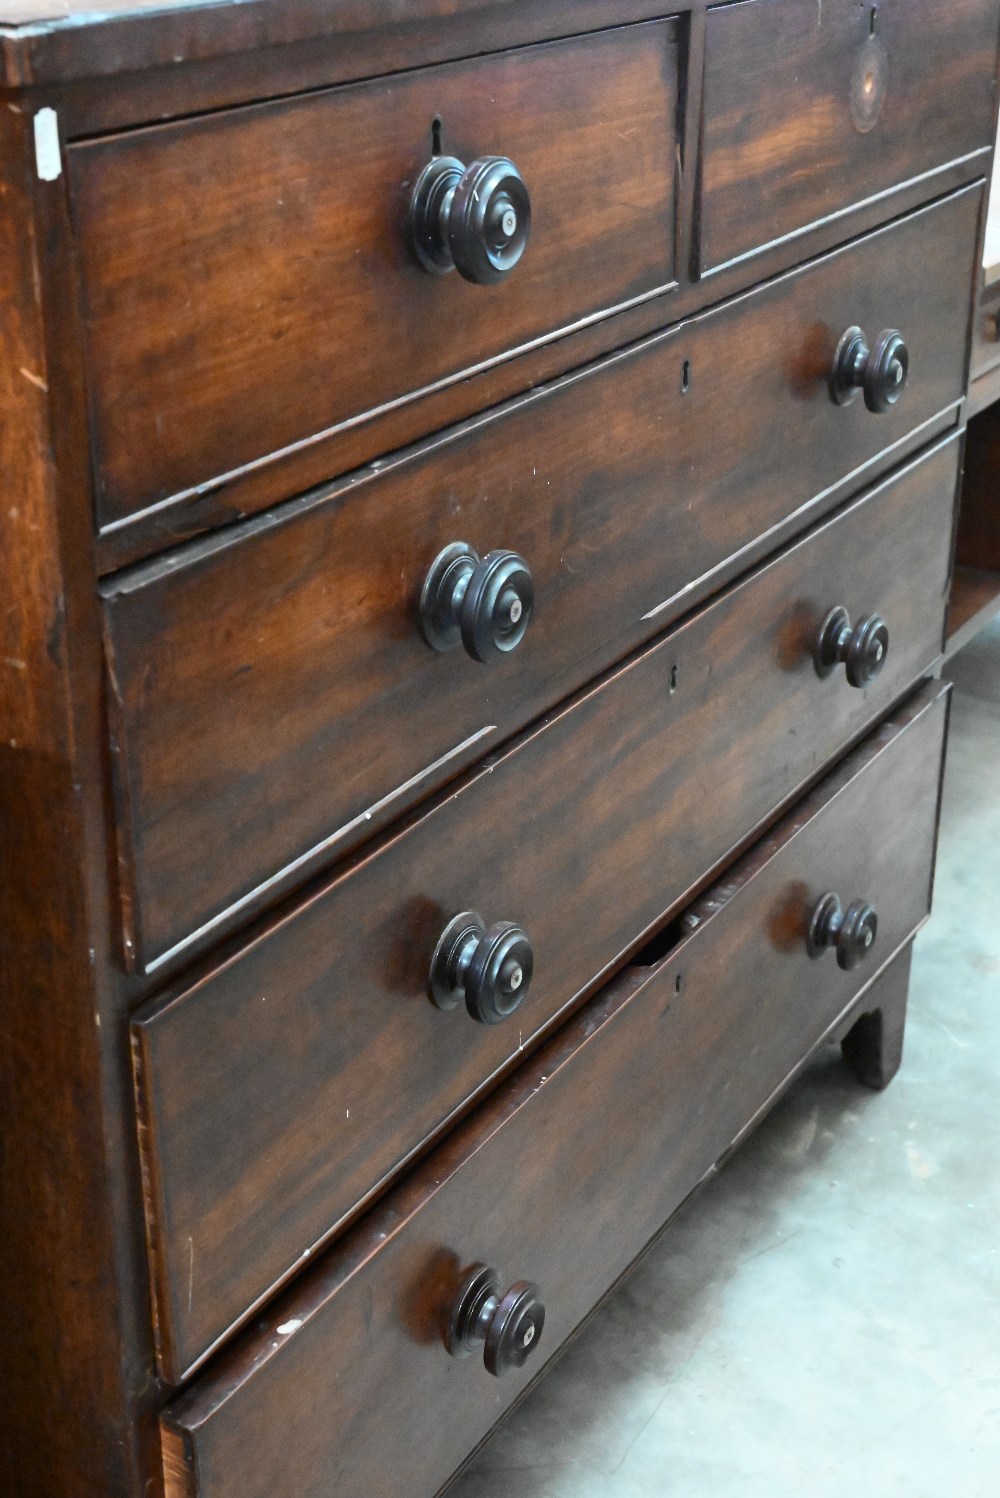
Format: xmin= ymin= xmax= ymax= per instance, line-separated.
xmin=950 ymin=399 xmax=1000 ymax=654
xmin=949 ymin=106 xmax=1000 ymax=655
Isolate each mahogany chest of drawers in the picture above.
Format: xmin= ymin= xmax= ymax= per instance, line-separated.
xmin=1 ymin=3 xmax=997 ymax=1495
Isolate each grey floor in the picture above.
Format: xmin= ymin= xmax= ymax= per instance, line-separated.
xmin=453 ymin=621 xmax=1000 ymax=1498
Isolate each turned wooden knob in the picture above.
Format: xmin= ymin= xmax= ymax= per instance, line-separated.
xmin=807 ymin=893 xmax=878 ymax=972
xmin=831 ymin=326 xmax=909 ymax=413
xmin=428 ymin=912 xmax=534 ymax=1025
xmin=408 ymin=154 xmax=531 ymax=285
xmin=814 ymin=606 xmax=889 ymax=688
xmin=446 ymin=1264 xmax=545 ymax=1377
xmin=420 ymin=543 xmax=534 ymax=663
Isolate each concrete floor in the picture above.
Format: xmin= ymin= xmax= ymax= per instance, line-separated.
xmin=453 ymin=621 xmax=1000 ymax=1498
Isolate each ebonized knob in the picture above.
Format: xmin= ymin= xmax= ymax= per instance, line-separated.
xmin=814 ymin=606 xmax=889 ymax=689
xmin=831 ymin=326 xmax=909 ymax=413
xmin=807 ymin=893 xmax=878 ymax=972
xmin=428 ymin=911 xmax=534 ymax=1025
xmin=446 ymin=1264 xmax=545 ymax=1377
xmin=420 ymin=542 xmax=534 ymax=664
xmin=408 ymin=154 xmax=531 ymax=285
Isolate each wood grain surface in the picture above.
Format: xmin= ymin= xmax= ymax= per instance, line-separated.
xmin=69 ymin=21 xmax=678 ymax=531
xmin=157 ymin=682 xmax=948 ymax=1498
xmin=699 ymin=0 xmax=998 ymax=273
xmin=0 ymin=0 xmax=670 ymax=91
xmin=0 ymin=102 xmax=159 ymax=1498
xmin=102 ymin=188 xmax=977 ymax=975
xmin=0 ymin=1 xmax=987 ymax=1493
xmin=132 ymin=436 xmax=957 ymax=1380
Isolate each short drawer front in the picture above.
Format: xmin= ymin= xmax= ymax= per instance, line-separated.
xmin=133 ymin=436 xmax=956 ymax=1381
xmin=69 ymin=22 xmax=678 ymax=532
xmin=105 ymin=188 xmax=977 ymax=974
xmin=160 ymin=683 xmax=948 ymax=1498
xmin=699 ymin=0 xmax=998 ymax=273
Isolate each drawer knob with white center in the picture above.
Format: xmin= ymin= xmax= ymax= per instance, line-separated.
xmin=408 ymin=154 xmax=532 ymax=285
xmin=814 ymin=606 xmax=890 ymax=687
xmin=832 ymin=326 xmax=910 ymax=412
xmin=420 ymin=543 xmax=534 ymax=661
xmin=429 ymin=912 xmax=534 ymax=1025
xmin=446 ymin=1265 xmax=546 ymax=1376
xmin=807 ymin=892 xmax=879 ymax=971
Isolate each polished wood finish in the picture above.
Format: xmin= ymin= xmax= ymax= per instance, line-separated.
xmin=1 ymin=0 xmax=671 ymax=95
xmin=69 ymin=22 xmax=678 ymax=532
xmin=92 ymin=158 xmax=983 ymax=574
xmin=104 ymin=191 xmax=977 ymax=974
xmin=132 ymin=437 xmax=957 ymax=1380
xmin=698 ymin=0 xmax=997 ymax=274
xmin=0 ymin=104 xmax=158 ymax=1498
xmin=158 ymin=682 xmax=948 ymax=1498
xmin=0 ymin=2 xmax=985 ymax=1490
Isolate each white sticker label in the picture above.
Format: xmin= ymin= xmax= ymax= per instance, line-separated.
xmin=34 ymin=108 xmax=62 ymax=182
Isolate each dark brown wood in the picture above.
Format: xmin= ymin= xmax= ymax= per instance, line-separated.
xmin=956 ymin=397 xmax=1000 ymax=572
xmin=104 ymin=189 xmax=977 ymax=975
xmin=89 ymin=160 xmax=985 ymax=574
xmin=0 ymin=3 xmax=986 ymax=1489
xmin=68 ymin=22 xmax=678 ymax=533
xmin=1 ymin=0 xmax=672 ymax=95
xmin=47 ymin=9 xmax=681 ymax=146
xmin=841 ymin=944 xmax=912 ymax=1089
xmin=0 ymin=102 xmax=159 ymax=1498
xmin=132 ymin=436 xmax=957 ymax=1380
xmin=698 ymin=0 xmax=998 ymax=275
xmin=157 ymin=681 xmax=948 ymax=1498
xmin=946 ymin=566 xmax=1000 ymax=656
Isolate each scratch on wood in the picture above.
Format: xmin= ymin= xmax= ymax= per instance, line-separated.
xmin=18 ymin=367 xmax=47 ymax=392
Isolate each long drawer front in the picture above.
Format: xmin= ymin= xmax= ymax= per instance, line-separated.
xmin=105 ymin=187 xmax=977 ymax=974
xmin=159 ymin=681 xmax=949 ymax=1498
xmin=132 ymin=435 xmax=957 ymax=1381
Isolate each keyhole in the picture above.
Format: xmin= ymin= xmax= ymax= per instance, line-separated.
xmin=870 ymin=5 xmax=878 ymax=36
xmin=669 ymin=663 xmax=679 ymax=695
xmin=681 ymin=359 xmax=692 ymax=395
xmin=431 ymin=115 xmax=443 ymax=156
xmin=675 ymin=973 xmax=684 ymax=994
